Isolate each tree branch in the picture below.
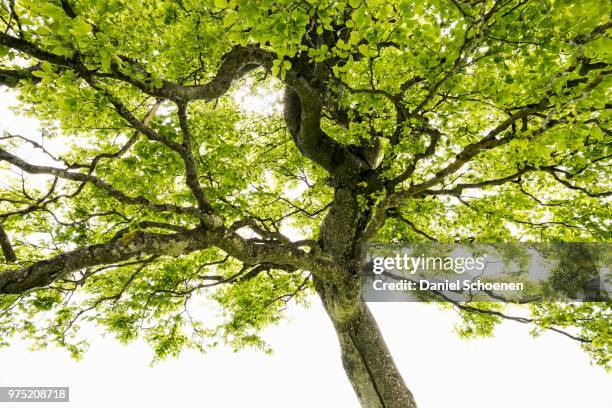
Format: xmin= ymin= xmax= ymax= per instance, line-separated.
xmin=0 ymin=147 xmax=200 ymax=216
xmin=0 ymin=228 xmax=210 ymax=293
xmin=0 ymin=224 xmax=17 ymax=263
xmin=0 ymin=223 xmax=345 ymax=294
xmin=176 ymin=103 xmax=215 ymax=214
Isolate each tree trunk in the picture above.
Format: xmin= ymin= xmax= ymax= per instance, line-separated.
xmin=315 ymin=277 xmax=417 ymax=408
xmin=315 ymin=185 xmax=417 ymax=407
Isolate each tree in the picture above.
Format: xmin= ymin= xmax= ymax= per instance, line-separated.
xmin=0 ymin=0 xmax=610 ymax=406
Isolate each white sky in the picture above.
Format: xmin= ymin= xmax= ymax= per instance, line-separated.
xmin=0 ymin=88 xmax=610 ymax=408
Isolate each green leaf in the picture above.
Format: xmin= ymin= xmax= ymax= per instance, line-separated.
xmin=223 ymin=11 xmax=237 ymax=27
xmin=214 ymin=0 xmax=228 ymax=9
xmin=41 ymin=3 xmax=65 ymax=19
xmin=100 ymin=50 xmax=112 ymax=71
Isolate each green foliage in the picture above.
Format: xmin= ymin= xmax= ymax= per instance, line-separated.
xmin=453 ymin=302 xmax=503 ymax=339
xmin=0 ymin=0 xmax=609 ymax=369
xmin=530 ymin=303 xmax=611 ymax=369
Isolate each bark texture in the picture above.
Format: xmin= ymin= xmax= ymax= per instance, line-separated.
xmin=316 ymin=186 xmax=417 ymax=408
xmin=316 ymin=279 xmax=417 ymax=408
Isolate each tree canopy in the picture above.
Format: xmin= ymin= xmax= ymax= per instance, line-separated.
xmin=0 ymin=1 xmax=610 ymax=407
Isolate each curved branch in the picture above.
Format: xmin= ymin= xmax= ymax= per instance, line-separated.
xmin=0 ymin=30 xmax=370 ymax=181
xmin=283 ymin=82 xmax=370 ymax=180
xmin=0 ymin=31 xmax=272 ymax=103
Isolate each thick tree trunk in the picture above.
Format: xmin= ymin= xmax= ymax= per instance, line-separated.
xmin=315 ymin=278 xmax=417 ymax=408
xmin=315 ymin=185 xmax=417 ymax=407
